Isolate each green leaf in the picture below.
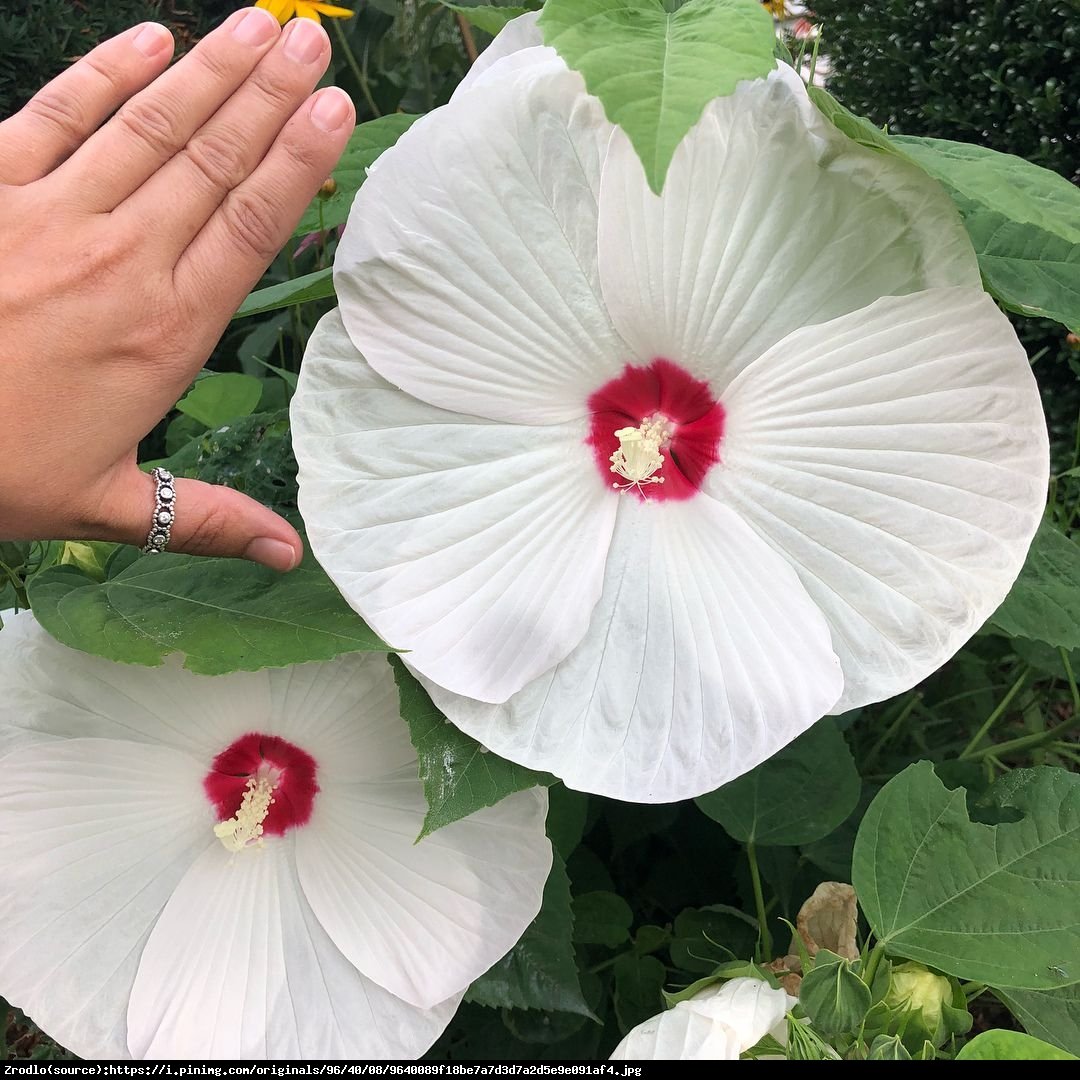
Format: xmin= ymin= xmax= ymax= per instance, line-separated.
xmin=153 ymin=410 xmax=297 ymax=514
xmin=670 ymin=905 xmax=759 ymax=973
xmin=466 ymin=854 xmax=593 ymax=1017
xmin=390 ymin=657 xmax=554 ymax=839
xmin=571 ymin=891 xmax=633 ymax=948
xmin=662 ymin=960 xmax=775 ymax=1008
xmin=633 ymin=924 xmax=671 ymax=956
xmin=695 ymin=719 xmax=860 ymax=846
xmin=806 ymin=88 xmax=1080 ymax=334
xmin=853 ymin=762 xmax=1080 ymax=989
xmin=613 ymin=953 xmax=667 ymax=1033
xmin=991 ymin=523 xmax=1080 ymax=651
xmin=439 ymin=0 xmax=541 ymax=36
xmin=546 ymin=784 xmax=589 ymax=859
xmin=295 ymin=114 xmax=419 ymax=237
xmin=867 ymin=1035 xmax=912 ymax=1060
xmin=538 ymin=0 xmax=776 ymax=193
xmin=175 ymin=372 xmax=263 ymax=429
xmin=799 ymin=955 xmax=872 ymax=1037
xmin=27 ymin=553 xmax=386 ymax=674
xmin=806 ymin=86 xmax=898 ymax=158
xmin=995 ymin=984 xmax=1080 ymax=1057
xmin=891 ymin=136 xmax=1080 ymax=333
xmin=956 ymin=1030 xmax=1076 ymax=1061
xmin=233 ymin=268 xmax=334 ymax=320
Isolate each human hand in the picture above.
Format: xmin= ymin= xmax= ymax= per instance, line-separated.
xmin=0 ymin=7 xmax=355 ymax=571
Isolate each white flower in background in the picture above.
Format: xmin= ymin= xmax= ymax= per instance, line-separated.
xmin=291 ymin=16 xmax=1048 ymax=802
xmin=0 ymin=611 xmax=551 ymax=1060
xmin=611 ymin=978 xmax=795 ymax=1060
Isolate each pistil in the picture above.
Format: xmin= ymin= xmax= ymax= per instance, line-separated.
xmin=609 ymin=417 xmax=672 ymax=492
xmin=213 ymin=773 xmax=276 ymax=853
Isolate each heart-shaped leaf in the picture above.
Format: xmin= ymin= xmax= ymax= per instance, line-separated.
xmin=854 ymin=762 xmax=1080 ymax=989
xmin=539 ymin=0 xmax=775 ymax=193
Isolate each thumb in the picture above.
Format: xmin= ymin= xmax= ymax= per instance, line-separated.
xmin=112 ymin=470 xmax=303 ymax=572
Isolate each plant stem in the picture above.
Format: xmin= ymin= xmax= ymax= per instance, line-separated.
xmin=454 ymin=12 xmax=478 ymax=64
xmin=1061 ymin=648 xmax=1080 ymax=717
xmin=1052 ymin=743 xmax=1080 ymax=768
xmin=966 ymin=710 xmax=1080 ymax=762
xmin=332 ymin=19 xmax=380 ymax=118
xmin=746 ymin=842 xmax=773 ymax=962
xmin=959 ymin=666 xmax=1030 ymax=758
xmin=862 ymin=694 xmax=920 ymax=771
xmin=862 ymin=943 xmax=885 ymax=989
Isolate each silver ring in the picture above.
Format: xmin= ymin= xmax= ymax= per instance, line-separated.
xmin=141 ymin=468 xmax=176 ymax=555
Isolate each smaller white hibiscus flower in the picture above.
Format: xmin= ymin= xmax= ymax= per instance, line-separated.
xmin=611 ymin=978 xmax=795 ymax=1060
xmin=0 ymin=611 xmax=551 ymax=1060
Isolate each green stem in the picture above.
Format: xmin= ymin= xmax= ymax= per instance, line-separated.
xmin=862 ymin=694 xmax=920 ymax=771
xmin=959 ymin=666 xmax=1030 ymax=759
xmin=747 ymin=842 xmax=773 ymax=962
xmin=1061 ymin=648 xmax=1080 ymax=717
xmin=1052 ymin=743 xmax=1080 ymax=768
xmin=966 ymin=710 xmax=1080 ymax=762
xmin=862 ymin=943 xmax=885 ymax=989
xmin=332 ymin=19 xmax=380 ymax=118
xmin=285 ymin=251 xmax=305 ymax=366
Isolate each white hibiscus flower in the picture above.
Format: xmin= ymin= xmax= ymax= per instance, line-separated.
xmin=0 ymin=610 xmax=551 ymax=1059
xmin=291 ymin=16 xmax=1048 ymax=802
xmin=611 ymin=977 xmax=795 ymax=1060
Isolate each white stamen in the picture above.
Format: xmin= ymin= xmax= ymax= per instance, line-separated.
xmin=214 ymin=775 xmax=276 ymax=853
xmin=609 ymin=417 xmax=670 ymax=493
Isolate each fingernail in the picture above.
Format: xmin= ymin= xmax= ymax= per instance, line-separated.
xmin=132 ymin=22 xmax=172 ymax=58
xmin=232 ymin=7 xmax=279 ymax=47
xmin=244 ymin=537 xmax=300 ymax=572
xmin=284 ymin=17 xmax=328 ymax=64
xmin=310 ymin=88 xmax=353 ymax=133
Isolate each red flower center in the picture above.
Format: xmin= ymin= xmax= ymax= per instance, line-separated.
xmin=587 ymin=359 xmax=725 ymax=501
xmin=203 ymin=732 xmax=319 ymax=839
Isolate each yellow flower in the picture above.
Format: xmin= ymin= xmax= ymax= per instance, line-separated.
xmin=256 ymin=0 xmax=355 ymax=25
xmin=762 ymin=0 xmax=787 ymax=18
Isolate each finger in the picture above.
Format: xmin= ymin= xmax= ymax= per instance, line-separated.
xmin=50 ymin=6 xmax=282 ymax=212
xmin=126 ymin=16 xmax=332 ymax=257
xmin=0 ymin=23 xmax=174 ymax=186
xmin=175 ymin=86 xmax=354 ymax=322
xmin=111 ymin=472 xmax=303 ymax=572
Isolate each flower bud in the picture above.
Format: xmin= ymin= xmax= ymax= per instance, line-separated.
xmin=885 ymin=962 xmax=952 ymax=1027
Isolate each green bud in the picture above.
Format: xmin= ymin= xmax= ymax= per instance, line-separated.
xmin=886 ymin=962 xmax=951 ymax=1026
xmin=884 ymin=962 xmax=971 ymax=1051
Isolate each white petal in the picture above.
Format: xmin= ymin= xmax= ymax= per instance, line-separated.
xmin=426 ymin=498 xmax=843 ymax=802
xmin=335 ymin=52 xmax=626 ymax=424
xmin=128 ymin=841 xmax=458 ymax=1059
xmin=295 ymin=775 xmax=551 ymax=1009
xmin=0 ymin=611 xmax=271 ymax=759
xmin=710 ymin=287 xmax=1049 ymax=710
xmin=265 ymin=654 xmax=415 ymax=783
xmin=0 ymin=738 xmax=210 ymax=1060
xmin=691 ymin=978 xmax=796 ymax=1051
xmin=610 ymin=978 xmax=795 ymax=1060
xmin=597 ymin=64 xmax=980 ymax=390
xmin=294 ymin=311 xmax=617 ymax=703
xmin=0 ymin=609 xmax=48 ymax=759
xmin=610 ymin=1009 xmax=741 ymax=1061
xmin=453 ymin=12 xmax=547 ymax=97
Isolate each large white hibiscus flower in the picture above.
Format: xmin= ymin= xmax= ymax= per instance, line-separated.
xmin=291 ymin=16 xmax=1048 ymax=802
xmin=0 ymin=611 xmax=551 ymax=1059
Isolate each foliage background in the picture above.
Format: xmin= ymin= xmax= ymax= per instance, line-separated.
xmin=2 ymin=0 xmax=1079 ymax=1063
